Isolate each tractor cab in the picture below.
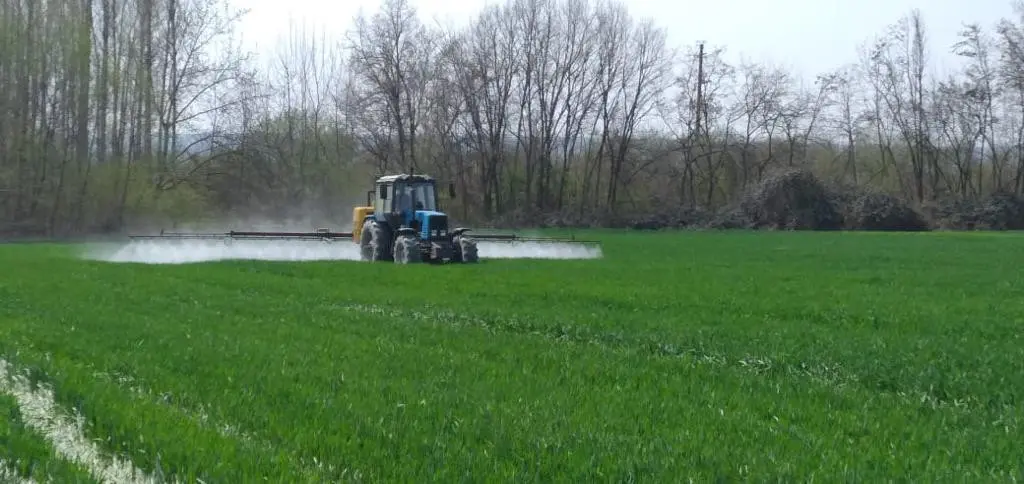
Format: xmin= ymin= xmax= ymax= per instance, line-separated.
xmin=365 ymin=174 xmax=455 ymax=242
xmin=373 ymin=174 xmax=439 ymax=217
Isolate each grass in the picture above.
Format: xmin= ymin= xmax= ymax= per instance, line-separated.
xmin=0 ymin=229 xmax=1022 ymax=481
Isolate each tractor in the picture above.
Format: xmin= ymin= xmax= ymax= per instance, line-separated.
xmin=353 ymin=173 xmax=477 ymax=264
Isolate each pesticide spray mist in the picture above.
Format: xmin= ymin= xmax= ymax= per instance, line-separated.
xmin=83 ymin=237 xmax=602 ymax=264
xmin=83 ymin=213 xmax=602 ymax=264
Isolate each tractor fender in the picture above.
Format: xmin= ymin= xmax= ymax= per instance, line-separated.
xmin=451 ymin=227 xmax=471 ymax=237
xmin=396 ymin=227 xmax=417 ymax=237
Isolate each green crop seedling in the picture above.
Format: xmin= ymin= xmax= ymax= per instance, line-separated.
xmin=0 ymin=230 xmax=1021 ymax=482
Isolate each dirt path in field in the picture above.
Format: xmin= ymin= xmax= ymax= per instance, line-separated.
xmin=82 ymin=239 xmax=601 ymax=264
xmin=0 ymin=360 xmax=160 ymax=484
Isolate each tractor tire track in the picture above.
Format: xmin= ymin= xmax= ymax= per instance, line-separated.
xmin=84 ymin=369 xmax=336 ymax=481
xmin=0 ymin=360 xmax=160 ymax=484
xmin=0 ymin=357 xmax=334 ymax=482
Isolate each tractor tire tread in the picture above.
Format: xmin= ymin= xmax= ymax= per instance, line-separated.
xmin=370 ymin=223 xmax=391 ymax=261
xmin=394 ymin=235 xmax=421 ymax=264
xmin=359 ymin=220 xmax=374 ymax=261
xmin=459 ymin=237 xmax=479 ymax=263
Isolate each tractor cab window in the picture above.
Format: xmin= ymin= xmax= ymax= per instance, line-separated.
xmin=374 ymin=183 xmax=391 ymax=215
xmin=395 ymin=183 xmax=436 ymax=212
xmin=412 ymin=183 xmax=436 ymax=211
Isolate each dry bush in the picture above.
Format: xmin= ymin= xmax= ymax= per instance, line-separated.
xmin=976 ymin=192 xmax=1024 ymax=229
xmin=736 ymin=168 xmax=842 ymax=230
xmin=927 ymin=191 xmax=1024 ymax=230
xmin=841 ymin=191 xmax=929 ymax=231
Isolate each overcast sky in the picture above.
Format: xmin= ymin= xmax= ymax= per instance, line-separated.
xmin=231 ymin=0 xmax=1019 ymax=81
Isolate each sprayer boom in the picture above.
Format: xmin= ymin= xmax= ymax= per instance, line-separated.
xmin=128 ymin=229 xmax=353 ymax=241
xmin=468 ymin=233 xmax=598 ymax=245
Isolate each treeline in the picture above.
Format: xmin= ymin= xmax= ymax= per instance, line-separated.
xmin=4 ymin=0 xmax=1024 ymax=235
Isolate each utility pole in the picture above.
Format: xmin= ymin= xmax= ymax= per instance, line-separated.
xmin=695 ymin=42 xmax=704 ymax=138
xmin=693 ymin=42 xmax=711 ymax=207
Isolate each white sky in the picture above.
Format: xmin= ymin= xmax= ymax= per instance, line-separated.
xmin=230 ymin=0 xmax=1019 ymax=81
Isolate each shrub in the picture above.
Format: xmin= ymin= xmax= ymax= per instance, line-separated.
xmin=737 ymin=168 xmax=842 ymax=230
xmin=842 ymin=191 xmax=929 ymax=231
xmin=928 ymin=192 xmax=1024 ymax=230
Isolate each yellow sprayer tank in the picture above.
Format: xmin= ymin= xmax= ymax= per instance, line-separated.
xmin=351 ymin=206 xmax=374 ymax=243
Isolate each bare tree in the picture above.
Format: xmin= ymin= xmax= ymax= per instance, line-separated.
xmin=779 ymin=75 xmax=832 ymax=166
xmin=996 ymin=2 xmax=1024 ymax=192
xmin=602 ymin=14 xmax=671 ymax=209
xmin=820 ymin=65 xmax=869 ymax=184
xmin=664 ymin=42 xmax=735 ymax=207
xmin=729 ymin=60 xmax=790 ymax=190
xmin=864 ymin=9 xmax=932 ymax=201
xmin=446 ymin=3 xmax=520 ymax=216
xmin=953 ymin=22 xmax=1000 ymax=194
xmin=346 ymin=0 xmax=437 ymax=173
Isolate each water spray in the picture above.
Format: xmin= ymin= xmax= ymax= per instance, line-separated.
xmin=83 ymin=238 xmax=602 ymax=265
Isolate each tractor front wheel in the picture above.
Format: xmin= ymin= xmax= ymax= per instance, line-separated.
xmin=393 ymin=235 xmax=421 ymax=264
xmin=457 ymin=237 xmax=479 ymax=263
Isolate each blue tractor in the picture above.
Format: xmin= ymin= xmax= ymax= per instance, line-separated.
xmin=355 ymin=173 xmax=478 ymax=264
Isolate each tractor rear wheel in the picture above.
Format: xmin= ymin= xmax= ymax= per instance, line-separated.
xmin=393 ymin=235 xmax=421 ymax=264
xmin=359 ymin=222 xmax=374 ymax=261
xmin=451 ymin=237 xmax=463 ymax=262
xmin=370 ymin=222 xmax=391 ymax=261
xmin=458 ymin=237 xmax=479 ymax=263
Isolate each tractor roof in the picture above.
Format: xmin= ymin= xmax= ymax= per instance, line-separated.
xmin=375 ymin=173 xmax=435 ymax=184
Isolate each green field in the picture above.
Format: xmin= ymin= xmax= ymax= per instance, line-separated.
xmin=0 ymin=230 xmax=1022 ymax=482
